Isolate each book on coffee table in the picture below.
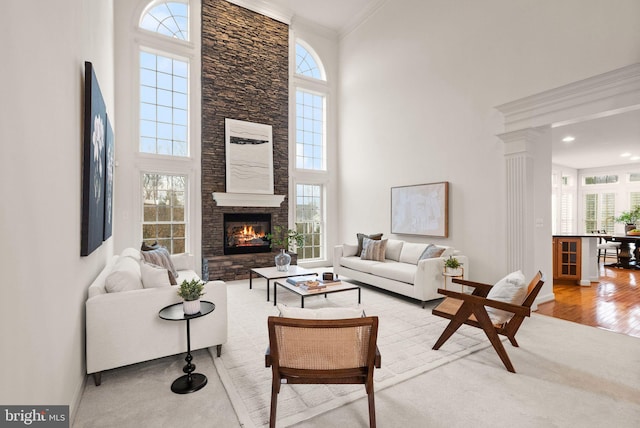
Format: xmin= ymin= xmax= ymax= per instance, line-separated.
xmin=286 ymin=276 xmax=318 ymax=286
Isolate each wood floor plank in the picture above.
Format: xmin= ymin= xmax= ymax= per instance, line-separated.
xmin=536 ymin=265 xmax=640 ymax=339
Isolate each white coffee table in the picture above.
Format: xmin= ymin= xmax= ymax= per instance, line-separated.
xmin=249 ymin=266 xmax=317 ymax=303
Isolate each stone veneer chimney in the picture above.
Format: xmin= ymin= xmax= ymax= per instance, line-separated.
xmin=201 ymin=0 xmax=291 ymax=281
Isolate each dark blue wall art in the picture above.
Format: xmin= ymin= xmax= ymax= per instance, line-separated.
xmin=81 ymin=61 xmax=106 ymax=256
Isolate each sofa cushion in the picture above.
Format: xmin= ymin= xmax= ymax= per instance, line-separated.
xmin=440 ymin=247 xmax=455 ymax=258
xmin=171 ymin=253 xmax=192 ymax=271
xmin=398 ymin=242 xmax=430 ymax=264
xmin=120 ymin=247 xmax=142 ymax=262
xmin=277 ymin=303 xmax=364 ymax=319
xmin=361 ymin=238 xmax=387 ymax=261
xmin=140 ymin=247 xmax=178 ymax=279
xmin=340 ymin=256 xmax=381 ymax=273
xmin=486 ymin=270 xmax=527 ymax=324
xmin=140 ymin=261 xmax=173 ymax=288
xmin=105 ymin=257 xmax=143 ymax=293
xmin=385 ymin=239 xmax=404 ymax=261
xmin=369 ymin=261 xmax=416 ymax=284
xmin=356 ymin=233 xmax=383 ymax=256
xmin=419 ymin=244 xmax=445 ymax=260
xmin=342 ymin=243 xmax=358 ymax=257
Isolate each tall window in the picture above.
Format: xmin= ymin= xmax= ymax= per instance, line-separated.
xmin=139 ymin=51 xmax=189 ymax=156
xmin=292 ymin=40 xmax=328 ymax=261
xmin=295 ymin=90 xmax=324 ymax=170
xmin=135 ymin=0 xmax=197 ymax=255
xmin=295 ymin=184 xmax=322 ymax=258
xmin=584 ymin=193 xmax=615 ymax=233
xmin=142 ymin=173 xmax=186 ymax=253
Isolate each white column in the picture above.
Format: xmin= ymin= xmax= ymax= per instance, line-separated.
xmin=498 ymin=128 xmax=542 ymax=279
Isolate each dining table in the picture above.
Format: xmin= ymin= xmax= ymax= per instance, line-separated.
xmin=603 ymin=234 xmax=640 ymax=269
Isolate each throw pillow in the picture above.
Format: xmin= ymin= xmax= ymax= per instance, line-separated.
xmin=356 ymin=233 xmax=383 ymax=256
xmin=277 ymin=303 xmax=364 ymax=319
xmin=419 ymin=244 xmax=445 ymax=260
xmin=141 ymin=241 xmax=160 ymax=251
xmin=360 ymin=237 xmax=388 ymax=261
xmin=385 ymin=239 xmax=404 ymax=261
xmin=486 ymin=270 xmax=527 ymax=324
xmin=105 ymin=257 xmax=143 ymax=293
xmin=140 ymin=261 xmax=173 ymax=288
xmin=140 ymin=247 xmax=178 ymax=280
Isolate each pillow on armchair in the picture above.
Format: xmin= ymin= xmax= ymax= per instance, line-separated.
xmin=277 ymin=303 xmax=364 ymax=319
xmin=485 ymin=270 xmax=527 ymax=324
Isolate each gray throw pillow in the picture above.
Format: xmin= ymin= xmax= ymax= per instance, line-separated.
xmin=360 ymin=238 xmax=388 ymax=261
xmin=356 ymin=233 xmax=383 ymax=256
xmin=419 ymin=244 xmax=445 ymax=260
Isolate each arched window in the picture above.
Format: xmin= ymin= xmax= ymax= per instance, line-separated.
xmin=292 ymin=40 xmax=328 ymax=262
xmin=295 ymin=42 xmax=324 ymax=80
xmin=140 ymin=1 xmax=189 ymax=41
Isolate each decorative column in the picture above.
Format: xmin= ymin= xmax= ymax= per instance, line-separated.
xmin=497 ymin=128 xmax=544 ymax=278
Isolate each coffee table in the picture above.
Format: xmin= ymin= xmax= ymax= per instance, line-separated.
xmin=249 ymin=266 xmax=317 ymax=303
xmin=274 ymin=280 xmax=361 ymax=308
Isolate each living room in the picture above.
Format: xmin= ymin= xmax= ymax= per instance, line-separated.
xmin=2 ymin=0 xmax=640 ymax=426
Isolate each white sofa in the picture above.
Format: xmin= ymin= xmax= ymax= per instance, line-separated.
xmin=86 ymin=248 xmax=228 ymax=385
xmin=334 ymin=239 xmax=468 ymax=307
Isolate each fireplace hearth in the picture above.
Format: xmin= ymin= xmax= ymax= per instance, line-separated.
xmin=223 ymin=213 xmax=271 ymax=255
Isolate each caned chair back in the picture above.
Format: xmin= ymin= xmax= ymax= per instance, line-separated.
xmin=268 ymin=316 xmax=378 ymax=372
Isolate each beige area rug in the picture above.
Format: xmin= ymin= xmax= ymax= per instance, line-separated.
xmin=214 ymin=277 xmax=490 ymax=428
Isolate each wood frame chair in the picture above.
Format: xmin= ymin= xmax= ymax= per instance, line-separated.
xmin=431 ymin=271 xmax=544 ymax=373
xmin=266 ymin=316 xmax=381 ymax=428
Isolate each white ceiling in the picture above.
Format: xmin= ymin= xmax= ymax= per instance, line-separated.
xmin=552 ymin=108 xmax=640 ymax=170
xmin=243 ymin=0 xmax=640 ymax=171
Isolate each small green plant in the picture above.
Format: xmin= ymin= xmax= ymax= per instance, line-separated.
xmin=266 ymin=225 xmax=304 ymax=252
xmin=444 ymin=256 xmax=461 ymax=270
xmin=177 ymin=279 xmax=205 ymax=301
xmin=614 ymin=205 xmax=640 ymax=225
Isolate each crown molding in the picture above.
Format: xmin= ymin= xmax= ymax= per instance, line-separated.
xmin=495 ymin=63 xmax=640 ymax=131
xmin=339 ymin=0 xmax=389 ymax=39
xmin=225 ymin=0 xmax=293 ymax=25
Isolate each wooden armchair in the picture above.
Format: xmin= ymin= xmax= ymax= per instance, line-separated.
xmin=266 ymin=316 xmax=381 ymax=428
xmin=431 ymin=271 xmax=544 ymax=373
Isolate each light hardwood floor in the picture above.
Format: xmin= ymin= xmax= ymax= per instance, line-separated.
xmin=536 ymin=264 xmax=640 ymax=339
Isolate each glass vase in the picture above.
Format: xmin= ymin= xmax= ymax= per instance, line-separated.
xmin=275 ymin=249 xmax=291 ymax=272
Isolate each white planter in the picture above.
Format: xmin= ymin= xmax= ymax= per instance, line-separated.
xmin=183 ymin=299 xmax=201 ymax=315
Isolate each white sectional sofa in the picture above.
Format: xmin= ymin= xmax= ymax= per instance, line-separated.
xmin=86 ymin=248 xmax=227 ymax=385
xmin=334 ymin=239 xmax=468 ymax=307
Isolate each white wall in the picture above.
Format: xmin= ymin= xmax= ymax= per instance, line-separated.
xmin=0 ymin=0 xmax=114 ymax=416
xmin=338 ymin=0 xmax=640 ymax=283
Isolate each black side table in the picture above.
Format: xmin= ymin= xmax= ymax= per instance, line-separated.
xmin=159 ymin=300 xmax=215 ymax=394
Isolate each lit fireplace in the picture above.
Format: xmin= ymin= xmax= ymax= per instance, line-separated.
xmin=223 ymin=213 xmax=271 ymax=255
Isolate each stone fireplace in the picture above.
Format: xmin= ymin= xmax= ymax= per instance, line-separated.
xmin=201 ymin=0 xmax=290 ymax=281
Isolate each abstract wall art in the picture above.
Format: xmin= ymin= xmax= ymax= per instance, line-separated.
xmin=391 ymin=182 xmax=449 ymax=237
xmin=225 ymin=118 xmax=274 ymax=194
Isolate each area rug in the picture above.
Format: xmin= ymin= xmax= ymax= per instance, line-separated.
xmin=213 ymin=277 xmax=490 ymax=428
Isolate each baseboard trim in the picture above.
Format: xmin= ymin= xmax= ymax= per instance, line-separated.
xmin=70 ymin=374 xmax=88 ymax=426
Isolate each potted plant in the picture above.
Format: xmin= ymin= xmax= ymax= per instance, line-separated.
xmin=444 ymin=256 xmax=463 ymax=275
xmin=177 ymin=278 xmax=206 ymax=315
xmin=266 ymin=225 xmax=304 ymax=271
xmin=614 ymin=205 xmax=640 ymax=235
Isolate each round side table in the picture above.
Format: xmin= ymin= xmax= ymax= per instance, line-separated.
xmin=159 ymin=300 xmax=215 ymax=394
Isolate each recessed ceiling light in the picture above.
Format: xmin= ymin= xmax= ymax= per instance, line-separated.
xmin=621 ymin=152 xmax=631 ymax=157
xmin=630 ymin=156 xmax=640 ymax=161
xmin=562 ymin=136 xmax=575 ymax=143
